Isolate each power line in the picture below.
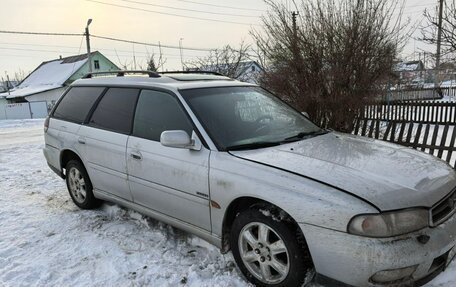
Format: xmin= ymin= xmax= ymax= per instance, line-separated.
xmin=0 ymin=30 xmax=83 ymax=36
xmin=119 ymin=0 xmax=260 ymax=18
xmin=0 ymin=44 xmax=203 ymax=59
xmin=0 ymin=47 xmax=80 ymax=54
xmin=0 ymin=46 xmax=197 ymax=60
xmin=0 ymin=41 xmax=205 ymax=57
xmin=0 ymin=30 xmax=218 ymax=52
xmin=85 ymin=0 xmax=261 ymax=26
xmin=91 ymin=34 xmax=214 ymax=52
xmin=0 ymin=42 xmax=80 ymax=49
xmin=171 ymin=0 xmax=265 ymax=12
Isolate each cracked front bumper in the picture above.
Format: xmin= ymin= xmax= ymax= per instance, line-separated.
xmin=299 ymin=212 xmax=456 ymax=287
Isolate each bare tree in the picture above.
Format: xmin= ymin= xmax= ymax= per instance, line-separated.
xmin=114 ymin=49 xmax=133 ymax=70
xmin=251 ymin=0 xmax=409 ymax=132
xmin=420 ymin=0 xmax=456 ymax=60
xmin=114 ymin=47 xmax=167 ymax=72
xmin=13 ymin=69 xmax=27 ymax=83
xmin=145 ymin=52 xmax=167 ymax=72
xmin=186 ymin=42 xmax=251 ymax=79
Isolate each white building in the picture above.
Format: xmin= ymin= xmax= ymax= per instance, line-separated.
xmin=0 ymin=51 xmax=119 ymax=109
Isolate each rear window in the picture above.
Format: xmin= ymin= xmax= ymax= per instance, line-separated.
xmin=88 ymin=88 xmax=140 ymax=134
xmin=53 ymin=87 xmax=105 ymax=123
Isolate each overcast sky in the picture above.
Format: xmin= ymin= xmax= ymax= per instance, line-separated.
xmin=0 ymin=0 xmax=439 ymax=80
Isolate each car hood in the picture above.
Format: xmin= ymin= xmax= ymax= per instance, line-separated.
xmin=230 ymin=132 xmax=456 ymax=211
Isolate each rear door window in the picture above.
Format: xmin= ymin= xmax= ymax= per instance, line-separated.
xmin=53 ymin=87 xmax=105 ymax=123
xmin=88 ymin=88 xmax=140 ymax=134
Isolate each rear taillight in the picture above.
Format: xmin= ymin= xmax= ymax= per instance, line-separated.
xmin=44 ymin=116 xmax=50 ymax=133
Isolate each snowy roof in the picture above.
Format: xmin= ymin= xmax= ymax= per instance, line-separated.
xmin=441 ymin=80 xmax=456 ymax=87
xmin=1 ymin=53 xmax=94 ymax=99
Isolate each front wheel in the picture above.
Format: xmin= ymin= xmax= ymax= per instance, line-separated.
xmin=230 ymin=207 xmax=314 ymax=287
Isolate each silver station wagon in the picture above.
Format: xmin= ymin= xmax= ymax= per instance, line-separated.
xmin=44 ymin=71 xmax=456 ymax=287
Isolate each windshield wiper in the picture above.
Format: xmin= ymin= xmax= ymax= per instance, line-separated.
xmin=226 ymin=141 xmax=281 ymax=151
xmin=282 ymin=130 xmax=329 ymax=142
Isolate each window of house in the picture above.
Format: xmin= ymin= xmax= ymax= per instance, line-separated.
xmin=89 ymin=88 xmax=140 ymax=134
xmin=133 ymin=90 xmax=193 ymax=141
xmin=94 ymin=60 xmax=100 ymax=70
xmin=251 ymin=66 xmax=256 ymax=72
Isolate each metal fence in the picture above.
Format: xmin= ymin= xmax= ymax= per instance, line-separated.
xmin=0 ymin=102 xmax=48 ymax=120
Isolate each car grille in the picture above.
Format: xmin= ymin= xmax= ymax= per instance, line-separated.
xmin=431 ymin=189 xmax=456 ymax=226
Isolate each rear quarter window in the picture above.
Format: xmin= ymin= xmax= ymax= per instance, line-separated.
xmin=53 ymin=87 xmax=105 ymax=123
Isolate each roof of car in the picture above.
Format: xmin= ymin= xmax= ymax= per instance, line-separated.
xmin=71 ymin=72 xmax=257 ymax=91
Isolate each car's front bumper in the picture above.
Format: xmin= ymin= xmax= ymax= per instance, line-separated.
xmin=299 ymin=212 xmax=456 ymax=287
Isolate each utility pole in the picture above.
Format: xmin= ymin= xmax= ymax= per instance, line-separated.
xmin=5 ymin=73 xmax=11 ymax=96
xmin=292 ymin=11 xmax=298 ymax=41
xmin=85 ymin=19 xmax=93 ymax=73
xmin=435 ymin=0 xmax=444 ymax=92
xmin=179 ymin=38 xmax=184 ymax=71
xmin=158 ymin=41 xmax=163 ymax=72
xmin=291 ymin=11 xmax=299 ymax=59
xmin=424 ymin=52 xmax=427 ymax=68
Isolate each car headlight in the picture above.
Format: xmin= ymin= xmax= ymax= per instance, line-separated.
xmin=348 ymin=209 xmax=429 ymax=238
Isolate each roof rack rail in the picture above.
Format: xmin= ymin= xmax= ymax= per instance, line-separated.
xmin=82 ymin=70 xmax=161 ymax=79
xmin=159 ymin=71 xmax=225 ymax=76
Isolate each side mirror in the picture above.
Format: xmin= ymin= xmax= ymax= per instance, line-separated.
xmin=301 ymin=112 xmax=310 ymax=118
xmin=160 ymin=130 xmax=201 ymax=150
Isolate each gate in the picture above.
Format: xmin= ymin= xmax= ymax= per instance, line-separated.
xmin=30 ymin=102 xmax=48 ymax=118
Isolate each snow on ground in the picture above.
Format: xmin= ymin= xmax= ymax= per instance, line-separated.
xmin=0 ymin=119 xmax=455 ymax=287
xmin=0 ymin=119 xmax=250 ymax=287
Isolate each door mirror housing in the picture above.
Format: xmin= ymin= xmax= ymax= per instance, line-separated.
xmin=301 ymin=112 xmax=310 ymax=118
xmin=160 ymin=130 xmax=201 ymax=150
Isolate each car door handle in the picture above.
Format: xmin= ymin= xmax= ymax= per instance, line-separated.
xmin=78 ymin=137 xmax=86 ymax=144
xmin=130 ymin=151 xmax=142 ymax=160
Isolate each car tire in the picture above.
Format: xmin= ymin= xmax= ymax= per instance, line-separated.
xmin=65 ymin=160 xmax=101 ymax=209
xmin=230 ymin=206 xmax=314 ymax=287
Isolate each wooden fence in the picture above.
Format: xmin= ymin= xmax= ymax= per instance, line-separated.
xmin=354 ymin=101 xmax=456 ymax=168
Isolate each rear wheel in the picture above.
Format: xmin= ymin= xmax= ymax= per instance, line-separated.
xmin=65 ymin=160 xmax=100 ymax=209
xmin=230 ymin=207 xmax=314 ymax=287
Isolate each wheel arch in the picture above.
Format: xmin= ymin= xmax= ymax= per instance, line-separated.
xmin=221 ymin=196 xmax=308 ymax=255
xmin=60 ymin=149 xmax=85 ymax=178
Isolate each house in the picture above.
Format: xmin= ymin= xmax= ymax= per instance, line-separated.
xmin=236 ymin=61 xmax=264 ymax=83
xmin=0 ymin=51 xmax=119 ymax=108
xmin=191 ymin=61 xmax=264 ymax=84
xmin=394 ymin=60 xmax=427 ymax=87
xmin=438 ymin=61 xmax=456 ymax=83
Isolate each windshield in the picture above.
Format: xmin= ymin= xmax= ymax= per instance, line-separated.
xmin=180 ymin=86 xmax=324 ymax=151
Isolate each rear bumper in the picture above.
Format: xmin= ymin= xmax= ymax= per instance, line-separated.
xmin=43 ymin=144 xmax=63 ymax=179
xmin=300 ymin=212 xmax=456 ymax=287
